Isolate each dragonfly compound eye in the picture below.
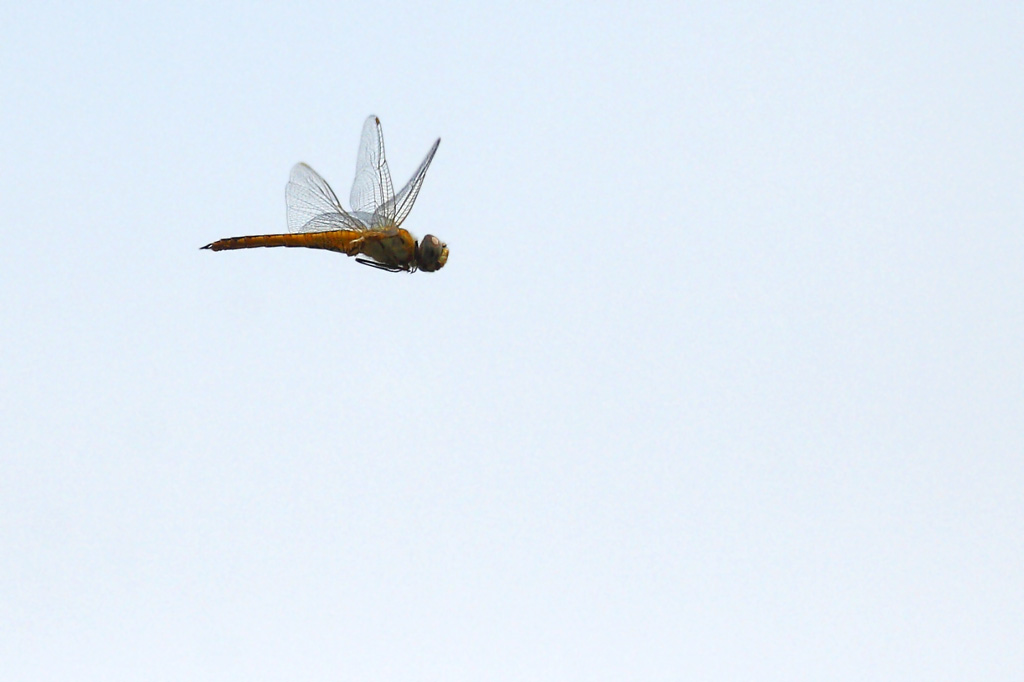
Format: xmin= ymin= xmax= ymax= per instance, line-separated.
xmin=418 ymin=234 xmax=448 ymax=272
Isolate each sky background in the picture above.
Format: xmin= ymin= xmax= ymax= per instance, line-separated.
xmin=1 ymin=2 xmax=1022 ymax=680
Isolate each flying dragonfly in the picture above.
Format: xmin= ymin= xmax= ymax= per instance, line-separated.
xmin=202 ymin=115 xmax=448 ymax=273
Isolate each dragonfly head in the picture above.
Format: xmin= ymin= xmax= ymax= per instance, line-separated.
xmin=416 ymin=235 xmax=449 ymax=272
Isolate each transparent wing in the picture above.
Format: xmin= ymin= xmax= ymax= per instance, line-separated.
xmin=286 ymin=163 xmax=367 ymax=233
xmin=349 ymin=115 xmax=396 ymax=227
xmin=392 ymin=137 xmax=440 ymax=227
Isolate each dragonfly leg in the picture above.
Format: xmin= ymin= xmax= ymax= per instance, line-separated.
xmin=356 ymin=258 xmax=404 ymax=272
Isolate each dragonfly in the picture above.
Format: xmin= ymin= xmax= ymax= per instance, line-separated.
xmin=202 ymin=115 xmax=448 ymax=273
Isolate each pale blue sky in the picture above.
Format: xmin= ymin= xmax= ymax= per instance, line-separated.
xmin=2 ymin=2 xmax=1022 ymax=679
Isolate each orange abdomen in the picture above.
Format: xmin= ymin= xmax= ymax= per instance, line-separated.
xmin=202 ymin=231 xmax=362 ymax=255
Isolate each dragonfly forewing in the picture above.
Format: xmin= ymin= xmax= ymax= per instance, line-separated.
xmin=392 ymin=137 xmax=440 ymax=227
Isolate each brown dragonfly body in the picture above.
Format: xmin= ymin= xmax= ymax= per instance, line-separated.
xmin=202 ymin=116 xmax=448 ymax=273
xmin=203 ymin=227 xmax=422 ymax=271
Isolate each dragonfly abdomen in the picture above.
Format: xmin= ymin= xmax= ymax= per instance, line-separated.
xmin=201 ymin=231 xmax=362 ymax=254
